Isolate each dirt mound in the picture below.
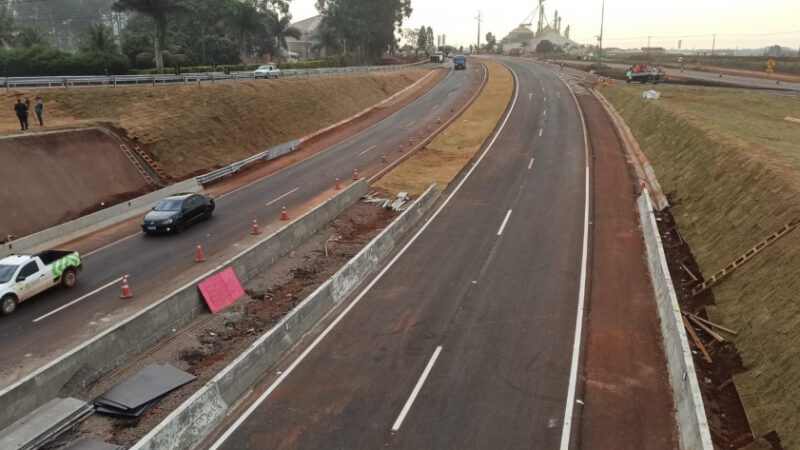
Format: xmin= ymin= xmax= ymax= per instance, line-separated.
xmin=2 ymin=71 xmax=427 ymax=180
xmin=0 ymin=128 xmax=151 ymax=239
xmin=603 ymin=83 xmax=800 ymax=447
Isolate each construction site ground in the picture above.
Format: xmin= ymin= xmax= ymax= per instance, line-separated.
xmin=0 ymin=128 xmax=152 ymax=239
xmin=601 ymin=82 xmax=799 ymax=448
xmin=1 ymin=70 xmax=429 ymax=180
xmin=46 ymin=201 xmax=398 ymax=448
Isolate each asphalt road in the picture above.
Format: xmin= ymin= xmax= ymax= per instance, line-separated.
xmin=209 ymin=56 xmax=591 ymax=449
xmin=0 ymin=62 xmax=483 ymax=388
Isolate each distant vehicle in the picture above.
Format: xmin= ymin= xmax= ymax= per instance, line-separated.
xmin=431 ymin=52 xmax=444 ymax=63
xmin=142 ymin=193 xmax=215 ymax=235
xmin=0 ymin=250 xmax=82 ymax=315
xmin=254 ymin=64 xmax=282 ymax=79
xmin=626 ymin=64 xmax=666 ymax=84
xmin=453 ymin=55 xmax=467 ymax=70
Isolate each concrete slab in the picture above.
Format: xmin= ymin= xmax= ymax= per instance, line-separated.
xmin=0 ymin=396 xmax=92 ymax=450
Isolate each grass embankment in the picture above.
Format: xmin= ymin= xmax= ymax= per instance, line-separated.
xmin=374 ymin=60 xmax=513 ymax=195
xmin=602 ymin=84 xmax=800 ymax=446
xmin=0 ymin=70 xmax=427 ymax=179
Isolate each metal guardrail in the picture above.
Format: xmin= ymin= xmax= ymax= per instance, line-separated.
xmin=2 ymin=64 xmax=417 ymax=91
xmin=196 ymin=139 xmax=300 ymax=185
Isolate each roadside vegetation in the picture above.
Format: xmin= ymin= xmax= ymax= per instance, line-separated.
xmin=0 ymin=70 xmax=428 ymax=178
xmin=602 ymin=83 xmax=800 ymax=447
xmin=375 ymin=60 xmax=513 ymax=195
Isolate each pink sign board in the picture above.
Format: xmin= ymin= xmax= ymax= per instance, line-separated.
xmin=198 ymin=268 xmax=245 ymax=313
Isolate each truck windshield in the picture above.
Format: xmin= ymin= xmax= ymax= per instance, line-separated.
xmin=154 ymin=199 xmax=182 ymax=211
xmin=0 ymin=265 xmax=17 ymax=283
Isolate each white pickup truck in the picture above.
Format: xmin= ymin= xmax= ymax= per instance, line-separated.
xmin=0 ymin=250 xmax=82 ymax=315
xmin=253 ymin=64 xmax=282 ymax=79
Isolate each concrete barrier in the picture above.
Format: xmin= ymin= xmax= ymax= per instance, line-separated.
xmin=0 ymin=178 xmax=202 ymax=258
xmin=132 ymin=184 xmax=441 ymax=450
xmin=0 ymin=180 xmax=367 ymax=431
xmin=637 ymin=189 xmax=713 ymax=450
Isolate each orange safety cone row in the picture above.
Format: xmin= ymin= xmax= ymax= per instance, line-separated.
xmin=195 ymin=244 xmax=206 ymax=262
xmin=352 ymin=169 xmax=359 ymax=180
xmin=120 ymin=275 xmax=132 ymax=299
xmin=398 ymin=144 xmax=404 ymax=153
xmin=251 ymin=217 xmax=261 ymax=235
xmin=381 ymin=154 xmax=387 ymax=163
xmin=335 ymin=177 xmax=341 ymax=190
xmin=281 ymin=206 xmax=289 ymax=221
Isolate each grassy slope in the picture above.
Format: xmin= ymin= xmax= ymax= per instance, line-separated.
xmin=1 ymin=71 xmax=426 ymax=179
xmin=374 ymin=60 xmax=513 ymax=195
xmin=602 ymin=83 xmax=800 ymax=446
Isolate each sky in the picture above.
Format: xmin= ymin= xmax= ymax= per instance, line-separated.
xmin=290 ymin=0 xmax=800 ymax=51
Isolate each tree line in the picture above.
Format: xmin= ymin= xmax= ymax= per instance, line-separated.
xmin=0 ymin=0 xmax=413 ymax=76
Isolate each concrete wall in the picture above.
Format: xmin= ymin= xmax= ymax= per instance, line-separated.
xmin=0 ymin=180 xmax=367 ymax=431
xmin=637 ymin=189 xmax=713 ymax=450
xmin=0 ymin=178 xmax=202 ymax=258
xmin=132 ymin=184 xmax=441 ymax=450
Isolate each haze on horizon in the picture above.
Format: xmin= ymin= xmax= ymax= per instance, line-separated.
xmin=291 ymin=0 xmax=800 ymax=51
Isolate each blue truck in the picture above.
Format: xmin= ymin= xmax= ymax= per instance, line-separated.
xmin=453 ymin=55 xmax=467 ymax=70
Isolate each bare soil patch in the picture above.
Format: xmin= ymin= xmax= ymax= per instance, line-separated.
xmin=45 ymin=201 xmax=397 ymax=448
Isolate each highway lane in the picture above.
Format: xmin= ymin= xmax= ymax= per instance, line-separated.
xmin=209 ymin=57 xmax=590 ymax=448
xmin=0 ymin=63 xmax=484 ymax=387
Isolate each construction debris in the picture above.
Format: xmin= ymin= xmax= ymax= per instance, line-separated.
xmin=682 ymin=315 xmax=712 ymax=363
xmin=0 ymin=397 xmax=93 ymax=450
xmin=65 ymin=438 xmax=125 ymax=450
xmin=93 ymin=364 xmax=195 ymax=418
xmin=362 ymin=191 xmax=410 ymax=211
xmin=685 ymin=311 xmax=739 ymax=335
xmin=684 ymin=312 xmax=725 ymax=343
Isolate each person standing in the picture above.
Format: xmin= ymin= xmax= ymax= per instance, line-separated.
xmin=13 ymin=99 xmax=28 ymax=131
xmin=34 ymin=99 xmax=43 ymax=126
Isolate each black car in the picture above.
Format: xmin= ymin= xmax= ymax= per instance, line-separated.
xmin=142 ymin=193 xmax=215 ymax=234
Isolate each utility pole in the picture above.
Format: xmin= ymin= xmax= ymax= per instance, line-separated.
xmin=598 ymin=0 xmax=605 ymax=59
xmin=711 ymin=33 xmax=716 ymax=57
xmin=647 ymin=36 xmax=651 ymax=55
xmin=476 ymin=11 xmax=482 ymax=53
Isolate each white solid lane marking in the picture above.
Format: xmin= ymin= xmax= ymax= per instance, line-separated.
xmin=528 ymin=158 xmax=535 ymax=170
xmin=559 ymin=63 xmax=592 ymax=450
xmin=497 ymin=210 xmax=512 ymax=236
xmin=358 ymin=145 xmax=377 ymax=156
xmin=544 ymin=97 xmax=547 ymax=102
xmin=557 ymin=91 xmax=561 ymax=98
xmin=432 ymin=103 xmax=439 ymax=111
xmin=83 ymin=232 xmax=141 ymax=258
xmin=391 ymin=345 xmax=443 ymax=432
xmin=407 ymin=120 xmax=416 ymax=127
xmin=265 ymin=187 xmax=299 ymax=206
xmin=33 ymin=276 xmax=125 ymax=323
xmin=529 ymin=93 xmax=533 ymax=99
xmin=539 ymin=128 xmax=543 ymax=136
xmin=543 ymin=109 xmax=547 ymax=116
xmin=209 ymin=64 xmax=521 ymax=450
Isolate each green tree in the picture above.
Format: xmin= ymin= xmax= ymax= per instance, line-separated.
xmin=535 ymin=39 xmax=554 ymax=54
xmin=80 ymin=22 xmax=118 ymax=53
xmin=17 ymin=26 xmax=48 ymax=48
xmin=313 ymin=19 xmax=342 ymax=55
xmin=415 ymin=25 xmax=426 ymax=53
xmin=228 ymin=0 xmax=266 ymax=60
xmin=426 ymin=26 xmax=433 ymax=53
xmin=485 ymin=32 xmax=497 ymax=52
xmin=316 ymin=0 xmax=412 ymax=61
xmin=265 ymin=10 xmax=300 ymax=57
xmin=112 ymin=0 xmax=188 ymax=72
xmin=0 ymin=6 xmax=15 ymax=48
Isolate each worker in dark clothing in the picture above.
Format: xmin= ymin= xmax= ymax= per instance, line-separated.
xmin=34 ymin=99 xmax=43 ymax=126
xmin=14 ymin=99 xmax=28 ymax=131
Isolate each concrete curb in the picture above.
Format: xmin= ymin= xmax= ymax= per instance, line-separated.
xmin=0 ymin=178 xmax=203 ymax=258
xmin=0 ymin=180 xmax=367 ymax=431
xmin=591 ymin=89 xmax=670 ymax=211
xmin=299 ymin=68 xmax=438 ymax=144
xmin=637 ymin=189 xmax=713 ymax=450
xmin=132 ymin=184 xmax=441 ymax=450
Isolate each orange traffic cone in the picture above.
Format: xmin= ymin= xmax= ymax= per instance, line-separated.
xmin=419 ymin=130 xmax=424 ymax=138
xmin=409 ymin=137 xmax=414 ymax=146
xmin=398 ymin=144 xmax=404 ymax=153
xmin=195 ymin=244 xmax=206 ymax=262
xmin=335 ymin=178 xmax=341 ymax=190
xmin=427 ymin=124 xmax=432 ymax=133
xmin=352 ymin=169 xmax=359 ymax=180
xmin=281 ymin=206 xmax=289 ymax=221
xmin=120 ymin=275 xmax=132 ymax=299
xmin=251 ymin=217 xmax=261 ymax=235
xmin=381 ymin=154 xmax=387 ymax=163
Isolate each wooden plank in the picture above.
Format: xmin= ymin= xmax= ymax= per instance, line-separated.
xmin=685 ymin=312 xmax=726 ymax=342
xmin=682 ymin=316 xmax=712 ymax=363
xmin=686 ymin=311 xmax=739 ymax=335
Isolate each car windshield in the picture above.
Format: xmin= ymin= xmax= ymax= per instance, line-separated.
xmin=257 ymin=66 xmax=270 ymax=70
xmin=154 ymin=199 xmax=183 ymax=211
xmin=0 ymin=265 xmax=18 ymax=283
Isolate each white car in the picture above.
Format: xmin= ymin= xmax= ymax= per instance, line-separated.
xmin=254 ymin=64 xmax=282 ymax=79
xmin=0 ymin=250 xmax=82 ymax=315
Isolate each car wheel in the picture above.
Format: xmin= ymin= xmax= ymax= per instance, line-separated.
xmin=174 ymin=221 xmax=185 ymax=234
xmin=204 ymin=208 xmax=213 ymax=220
xmin=1 ymin=295 xmax=17 ymax=315
xmin=61 ymin=269 xmax=77 ymax=288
